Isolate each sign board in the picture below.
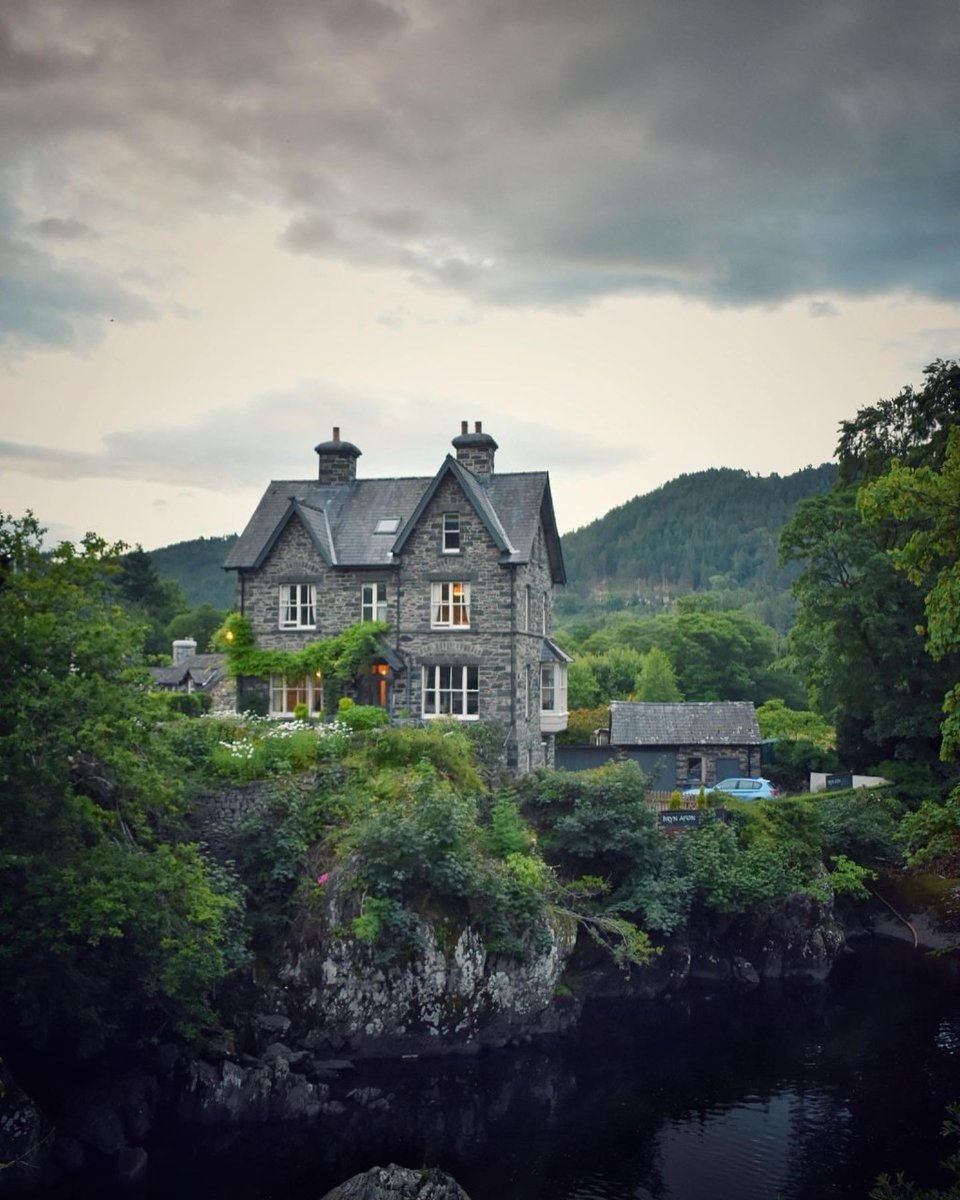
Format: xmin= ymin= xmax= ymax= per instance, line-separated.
xmin=657 ymin=809 xmax=728 ymax=830
xmin=825 ymin=773 xmax=853 ymax=790
xmin=658 ymin=810 xmax=701 ymax=828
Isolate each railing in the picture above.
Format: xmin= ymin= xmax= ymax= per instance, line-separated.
xmin=647 ymin=790 xmax=702 ymax=811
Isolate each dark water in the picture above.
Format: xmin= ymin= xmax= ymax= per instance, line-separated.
xmin=46 ymin=939 xmax=960 ymax=1200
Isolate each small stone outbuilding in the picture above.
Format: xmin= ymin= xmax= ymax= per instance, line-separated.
xmin=608 ymin=700 xmax=763 ymax=789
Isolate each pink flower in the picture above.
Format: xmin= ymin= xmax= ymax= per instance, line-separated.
xmin=316 ymin=872 xmax=331 ymax=887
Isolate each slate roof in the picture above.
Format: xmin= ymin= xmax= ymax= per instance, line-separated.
xmin=224 ymin=457 xmax=566 ymax=581
xmin=609 ymin=701 xmax=762 ymax=746
xmin=148 ymin=653 xmax=227 ymax=690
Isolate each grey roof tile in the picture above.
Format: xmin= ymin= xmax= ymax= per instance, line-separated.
xmin=225 ymin=463 xmax=565 ymax=580
xmin=609 ymin=701 xmax=762 ymax=746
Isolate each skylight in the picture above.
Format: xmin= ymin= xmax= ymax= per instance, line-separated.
xmin=375 ymin=518 xmax=401 ymax=534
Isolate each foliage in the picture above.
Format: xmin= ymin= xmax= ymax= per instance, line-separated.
xmin=765 ymin=738 xmax=838 ymax=792
xmin=815 ymin=787 xmax=904 ymax=868
xmin=838 ymin=358 xmax=960 ymax=484
xmin=557 ymin=706 xmax=612 ymax=746
xmin=358 ymin=723 xmax=484 ymax=792
xmin=336 ymin=761 xmax=552 ymax=960
xmin=781 ymin=484 xmax=953 ymax=772
xmin=826 ymin=854 xmax=876 ymax=900
xmin=336 ymin=699 xmax=390 ymax=731
xmin=114 ymin=546 xmax=186 ymax=656
xmin=215 ymin=613 xmax=388 ymax=690
xmin=164 ymin=714 xmax=350 ymax=783
xmin=166 ymin=603 xmax=226 ymax=654
xmin=635 ymin=645 xmax=683 ymax=701
xmin=859 ymin=422 xmax=960 ymax=759
xmin=0 ymin=514 xmax=238 ymax=1054
xmin=755 ymin=699 xmax=834 ymax=747
xmin=898 ymin=788 xmax=960 ymax=871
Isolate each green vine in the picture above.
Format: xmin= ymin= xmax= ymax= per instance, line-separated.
xmin=213 ymin=614 xmax=390 ymax=682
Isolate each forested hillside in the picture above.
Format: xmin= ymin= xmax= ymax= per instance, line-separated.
xmin=559 ymin=464 xmax=837 ymax=622
xmin=149 ymin=534 xmax=237 ymax=608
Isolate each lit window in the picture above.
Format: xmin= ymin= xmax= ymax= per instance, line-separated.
xmin=361 ymin=582 xmax=388 ymax=622
xmin=270 ymin=672 xmax=323 ymax=717
xmin=422 ymin=665 xmax=479 ymax=719
xmin=375 ymin=518 xmax=400 ymax=534
xmin=442 ymin=513 xmax=461 ymax=554
xmin=431 ymin=581 xmax=470 ymax=628
xmin=279 ymin=584 xmax=316 ymax=629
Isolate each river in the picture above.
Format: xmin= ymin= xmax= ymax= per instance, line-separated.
xmin=43 ymin=938 xmax=960 ymax=1200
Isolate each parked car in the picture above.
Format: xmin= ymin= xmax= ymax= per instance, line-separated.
xmin=681 ymin=777 xmax=779 ymax=800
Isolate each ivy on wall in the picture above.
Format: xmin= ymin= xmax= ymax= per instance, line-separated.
xmin=214 ymin=613 xmax=389 ymax=681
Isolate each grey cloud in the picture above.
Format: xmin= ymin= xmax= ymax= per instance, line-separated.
xmin=0 ymin=381 xmax=637 ymax=489
xmin=0 ymin=231 xmax=156 ymax=349
xmin=29 ymin=217 xmax=96 ymax=240
xmin=2 ymin=0 xmax=959 ymax=322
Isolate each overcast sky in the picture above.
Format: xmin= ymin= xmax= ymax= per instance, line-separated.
xmin=2 ymin=0 xmax=958 ymax=550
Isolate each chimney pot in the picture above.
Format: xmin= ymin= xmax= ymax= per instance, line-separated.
xmin=461 ymin=421 xmax=468 ymax=435
xmin=333 ymin=427 xmax=340 ymax=442
xmin=475 ymin=421 xmax=482 ymax=433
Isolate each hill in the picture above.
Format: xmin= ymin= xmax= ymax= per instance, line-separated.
xmin=148 ymin=534 xmax=238 ymax=609
xmin=558 ymin=464 xmax=837 ymax=628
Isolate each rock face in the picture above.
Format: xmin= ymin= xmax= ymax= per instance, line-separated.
xmin=688 ymin=892 xmax=845 ymax=985
xmin=319 ymin=1164 xmax=472 ymax=1200
xmin=0 ymin=1060 xmax=54 ymax=1189
xmin=240 ymin=897 xmax=579 ymax=1061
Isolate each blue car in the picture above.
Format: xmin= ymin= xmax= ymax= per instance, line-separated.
xmin=681 ymin=777 xmax=779 ymax=800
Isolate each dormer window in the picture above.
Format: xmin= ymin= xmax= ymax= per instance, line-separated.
xmin=442 ymin=513 xmax=461 ymax=554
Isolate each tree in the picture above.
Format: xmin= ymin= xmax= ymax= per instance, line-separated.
xmin=166 ymin=603 xmax=226 ymax=654
xmin=859 ymin=424 xmax=960 ymax=760
xmin=781 ymin=362 xmax=960 ymax=777
xmin=115 ymin=546 xmax=186 ymax=657
xmin=635 ymin=646 xmax=683 ymax=701
xmin=781 ymin=487 xmax=951 ymax=772
xmin=0 ymin=515 xmax=236 ymax=1057
xmin=664 ymin=608 xmax=778 ymax=701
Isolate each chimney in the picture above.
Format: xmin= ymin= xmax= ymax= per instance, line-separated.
xmin=172 ymin=638 xmax=197 ymax=664
xmin=315 ymin=427 xmax=361 ymax=485
xmin=452 ymin=419 xmax=498 ymax=476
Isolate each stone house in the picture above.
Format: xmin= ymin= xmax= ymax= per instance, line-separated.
xmin=224 ymin=422 xmax=570 ymax=772
xmin=607 ymin=701 xmax=763 ymax=788
xmin=148 ymin=638 xmax=236 ymax=713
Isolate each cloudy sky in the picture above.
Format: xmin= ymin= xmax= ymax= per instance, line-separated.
xmin=1 ymin=0 xmax=958 ymax=550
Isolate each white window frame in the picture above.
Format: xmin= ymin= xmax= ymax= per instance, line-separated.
xmin=421 ymin=664 xmax=479 ymax=719
xmin=442 ymin=512 xmax=461 ymax=554
xmin=279 ymin=583 xmax=316 ymax=630
xmin=540 ymin=663 xmax=556 ymax=712
xmin=361 ymin=582 xmax=388 ymax=623
xmin=269 ymin=672 xmax=323 ymax=717
xmin=431 ymin=581 xmax=470 ymax=628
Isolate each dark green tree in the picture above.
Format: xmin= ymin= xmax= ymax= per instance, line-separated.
xmin=0 ymin=515 xmax=236 ymax=1058
xmin=781 ymin=360 xmax=960 ymax=778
